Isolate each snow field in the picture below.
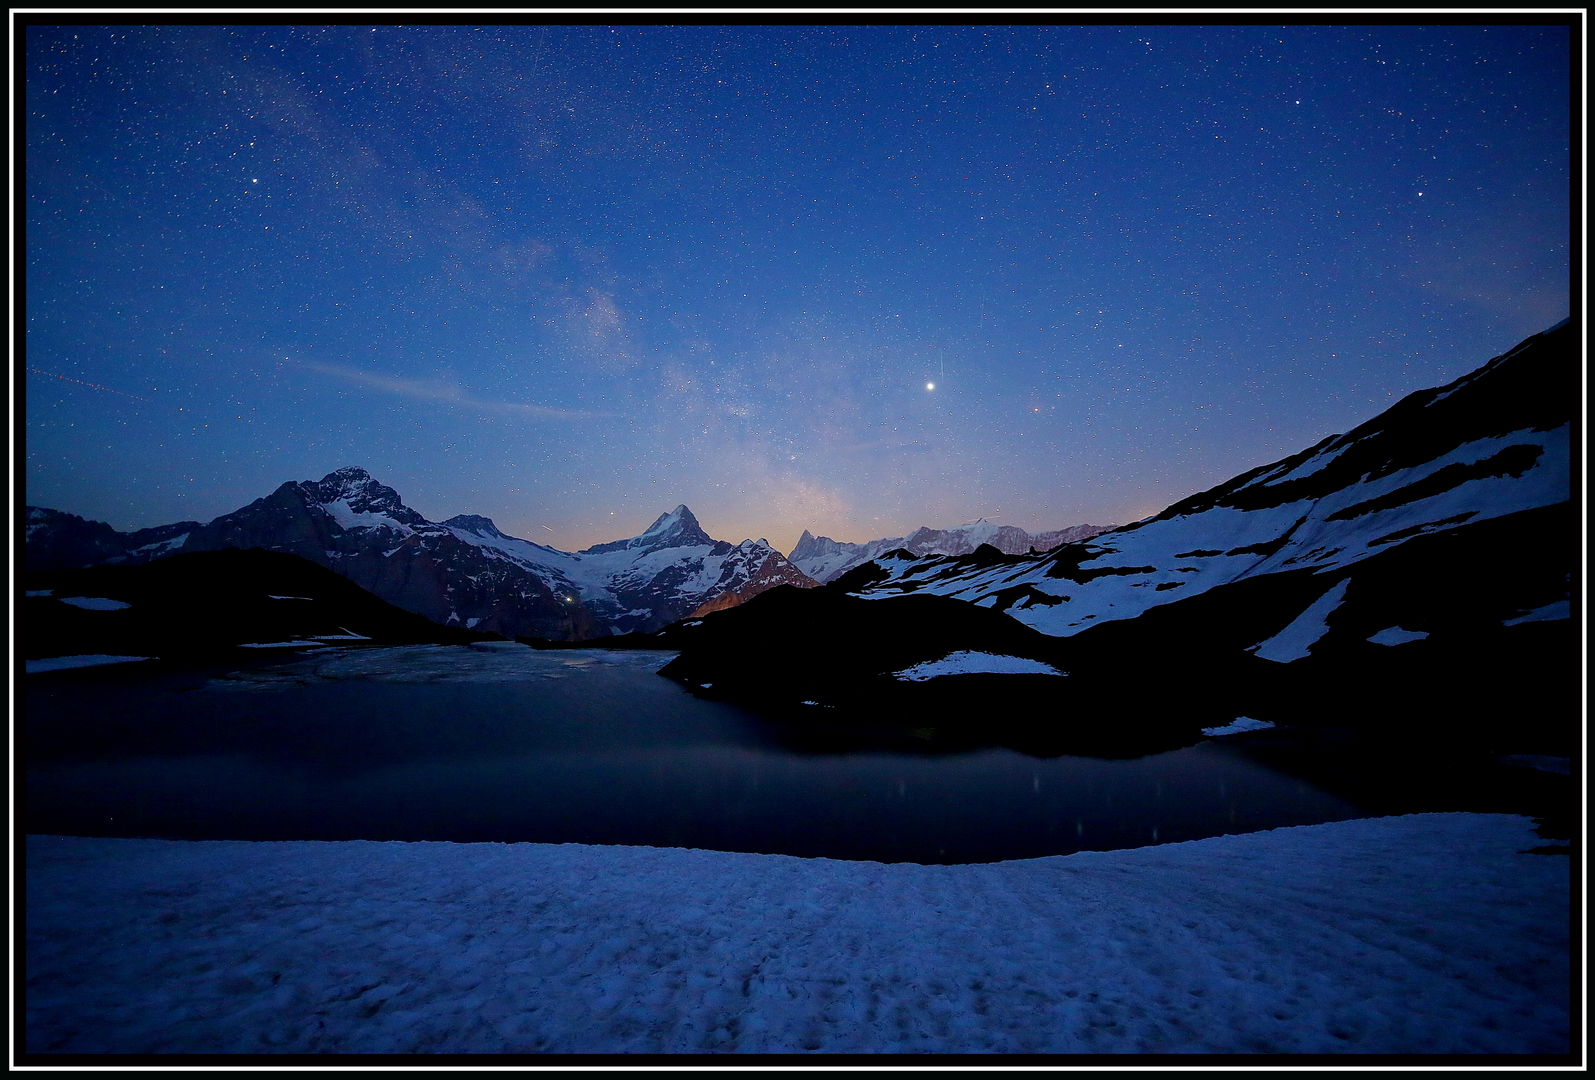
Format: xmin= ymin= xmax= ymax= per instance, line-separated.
xmin=25 ymin=813 xmax=1568 ymax=1055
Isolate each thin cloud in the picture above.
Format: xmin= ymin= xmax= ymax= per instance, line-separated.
xmin=292 ymin=360 xmax=610 ymax=420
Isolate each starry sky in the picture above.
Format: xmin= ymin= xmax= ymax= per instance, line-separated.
xmin=25 ymin=22 xmax=1570 ymax=554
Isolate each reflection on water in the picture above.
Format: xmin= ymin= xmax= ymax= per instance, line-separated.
xmin=26 ymin=647 xmax=1369 ymax=864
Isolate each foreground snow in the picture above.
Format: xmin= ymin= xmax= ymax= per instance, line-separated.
xmin=25 ymin=814 xmax=1568 ymax=1055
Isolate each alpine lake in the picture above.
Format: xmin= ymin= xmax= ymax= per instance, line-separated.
xmin=24 ymin=643 xmax=1567 ymax=864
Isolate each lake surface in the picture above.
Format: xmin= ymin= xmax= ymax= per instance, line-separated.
xmin=27 ymin=645 xmax=1381 ymax=864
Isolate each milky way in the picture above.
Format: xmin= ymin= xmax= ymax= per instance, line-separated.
xmin=25 ymin=23 xmax=1569 ymax=553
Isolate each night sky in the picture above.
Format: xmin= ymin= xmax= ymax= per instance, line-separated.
xmin=25 ymin=23 xmax=1569 ymax=554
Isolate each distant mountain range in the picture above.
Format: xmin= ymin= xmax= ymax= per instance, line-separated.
xmin=657 ymin=319 xmax=1575 ymax=755
xmin=788 ymin=520 xmax=1111 ymax=584
xmin=27 ymin=477 xmax=1108 ymax=641
xmin=27 ymin=474 xmax=816 ymax=640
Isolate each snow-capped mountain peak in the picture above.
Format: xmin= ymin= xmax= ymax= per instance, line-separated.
xmin=303 ymin=467 xmax=428 ymax=529
xmin=645 ymin=505 xmax=693 ymax=536
xmin=579 ymin=504 xmax=716 ymax=555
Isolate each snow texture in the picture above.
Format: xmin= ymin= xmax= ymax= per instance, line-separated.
xmin=23 ymin=654 xmax=154 ymax=674
xmin=238 ymin=641 xmax=324 ymax=649
xmin=57 ymin=596 xmax=131 ymax=611
xmin=1367 ymin=627 xmax=1430 ymax=646
xmin=24 ymin=814 xmax=1568 ymax=1055
xmin=1200 ymin=717 xmax=1277 ymax=737
xmin=1248 ymin=579 xmax=1351 ymax=663
xmin=893 ymin=651 xmax=1065 ymax=681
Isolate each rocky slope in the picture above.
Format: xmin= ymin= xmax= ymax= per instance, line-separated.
xmin=26 ymin=476 xmax=816 ymax=640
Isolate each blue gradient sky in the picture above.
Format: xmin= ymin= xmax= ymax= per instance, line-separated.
xmin=26 ymin=23 xmax=1569 ymax=553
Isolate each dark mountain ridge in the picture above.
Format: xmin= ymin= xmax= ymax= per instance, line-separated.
xmin=23 ymin=548 xmax=492 ymax=670
xmin=648 ymin=320 xmax=1576 ymax=757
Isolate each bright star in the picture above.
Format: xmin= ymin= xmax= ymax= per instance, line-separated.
xmin=926 ymin=382 xmax=935 ymax=391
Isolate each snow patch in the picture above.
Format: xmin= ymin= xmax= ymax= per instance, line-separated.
xmin=26 ymin=590 xmax=53 ymax=597
xmin=893 ymin=651 xmax=1065 ymax=681
xmin=1249 ymin=579 xmax=1351 ymax=663
xmin=1503 ymin=600 xmax=1569 ymax=626
xmin=58 ymin=597 xmax=131 ymax=611
xmin=129 ymin=533 xmax=189 ymax=556
xmin=1202 ymin=716 xmax=1277 ymax=737
xmin=321 ymin=499 xmax=413 ymax=536
xmin=1367 ymin=627 xmax=1429 ymax=646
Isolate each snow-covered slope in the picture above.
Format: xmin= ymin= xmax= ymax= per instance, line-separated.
xmin=845 ymin=321 xmax=1573 ymax=644
xmin=26 ymin=476 xmax=815 ymax=640
xmin=789 ymin=519 xmax=1110 ymax=583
